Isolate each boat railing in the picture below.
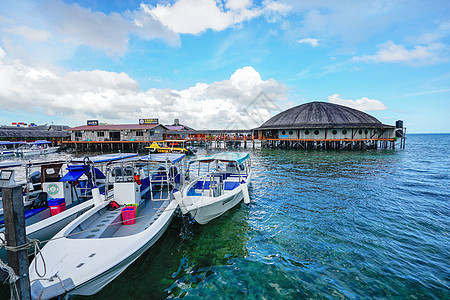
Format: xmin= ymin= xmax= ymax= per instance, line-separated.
xmin=149 ymin=163 xmax=177 ymax=203
xmin=74 ymin=180 xmax=95 ymax=199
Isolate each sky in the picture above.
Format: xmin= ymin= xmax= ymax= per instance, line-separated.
xmin=0 ymin=0 xmax=449 ymax=133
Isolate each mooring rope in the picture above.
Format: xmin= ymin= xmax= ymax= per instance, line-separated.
xmin=0 ymin=258 xmax=20 ymax=299
xmin=32 ymin=239 xmax=46 ymax=278
xmin=0 ymin=236 xmax=21 ymax=300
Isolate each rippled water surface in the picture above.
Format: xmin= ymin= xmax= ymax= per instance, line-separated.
xmin=1 ymin=134 xmax=449 ymax=299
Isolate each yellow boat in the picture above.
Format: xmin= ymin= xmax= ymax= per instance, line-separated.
xmin=146 ymin=140 xmax=196 ymax=155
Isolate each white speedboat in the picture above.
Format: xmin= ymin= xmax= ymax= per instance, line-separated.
xmin=174 ymin=152 xmax=251 ymax=224
xmin=15 ymin=140 xmax=59 ymax=157
xmin=29 ymin=153 xmax=185 ymax=299
xmin=0 ymin=160 xmax=64 ymax=221
xmin=0 ymin=141 xmax=24 ymax=157
xmin=0 ymin=153 xmax=139 ymax=260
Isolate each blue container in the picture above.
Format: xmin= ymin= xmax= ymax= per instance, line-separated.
xmin=48 ymin=198 xmax=65 ymax=206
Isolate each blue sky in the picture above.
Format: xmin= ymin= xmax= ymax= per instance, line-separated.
xmin=0 ymin=0 xmax=449 ymax=133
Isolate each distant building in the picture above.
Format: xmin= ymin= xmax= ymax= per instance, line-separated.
xmin=68 ymin=120 xmax=169 ymax=142
xmin=0 ymin=124 xmax=70 ymax=142
xmin=253 ymin=101 xmax=405 ymax=149
xmin=165 ymin=119 xmax=196 ymax=139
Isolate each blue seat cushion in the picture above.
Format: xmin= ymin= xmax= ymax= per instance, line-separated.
xmin=224 ymin=182 xmax=240 ymax=190
xmin=0 ymin=207 xmax=47 ymax=225
xmin=24 ymin=207 xmax=47 ymax=218
xmin=196 ymin=181 xmax=217 ymax=189
xmin=140 ymin=177 xmax=150 ymax=192
xmin=187 ymin=188 xmax=202 ymax=196
xmin=152 ymin=174 xmax=167 ymax=181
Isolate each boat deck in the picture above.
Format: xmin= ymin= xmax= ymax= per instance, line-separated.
xmin=187 ymin=174 xmax=248 ymax=198
xmin=69 ymin=191 xmax=171 ymax=240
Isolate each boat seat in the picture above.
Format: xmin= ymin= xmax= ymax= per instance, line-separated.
xmin=0 ymin=207 xmax=47 ymax=225
xmin=224 ymin=181 xmax=240 ymax=190
xmin=71 ymin=209 xmax=122 ymax=239
xmin=187 ymin=188 xmax=202 ymax=196
xmin=224 ymin=176 xmax=246 ymax=183
xmin=228 ymin=174 xmax=247 ymax=179
xmin=212 ymin=173 xmax=227 ymax=181
xmin=152 ymin=174 xmax=167 ymax=181
xmin=140 ymin=177 xmax=150 ymax=192
xmin=173 ymin=173 xmax=181 ymax=183
xmin=195 ymin=181 xmax=217 ymax=190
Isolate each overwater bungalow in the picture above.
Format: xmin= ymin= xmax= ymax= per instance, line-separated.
xmin=253 ymin=101 xmax=405 ymax=150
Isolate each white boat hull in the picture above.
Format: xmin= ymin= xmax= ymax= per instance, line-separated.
xmin=190 ymin=188 xmax=245 ymax=225
xmin=0 ymin=200 xmax=94 ymax=261
xmin=179 ymin=173 xmax=252 ymax=225
xmin=16 ymin=147 xmax=59 ymax=157
xmin=29 ymin=199 xmax=178 ymax=299
xmin=0 ymin=151 xmax=15 ymax=157
xmin=70 ymin=208 xmax=174 ymax=296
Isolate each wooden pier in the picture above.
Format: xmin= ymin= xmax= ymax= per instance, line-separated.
xmin=61 ymin=136 xmax=406 ymax=152
xmin=61 ymin=140 xmax=147 ymax=152
xmin=259 ymin=138 xmax=404 ymax=150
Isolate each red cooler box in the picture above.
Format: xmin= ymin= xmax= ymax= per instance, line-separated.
xmin=121 ymin=206 xmax=136 ymax=225
xmin=48 ymin=198 xmax=66 ymax=216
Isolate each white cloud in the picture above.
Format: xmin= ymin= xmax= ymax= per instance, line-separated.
xmin=280 ymin=0 xmax=398 ymax=43
xmin=328 ymin=94 xmax=387 ymax=111
xmin=39 ymin=0 xmax=179 ymax=55
xmin=0 ymin=0 xmax=179 ymax=59
xmin=261 ymin=0 xmax=291 ymax=22
xmin=5 ymin=25 xmax=50 ymax=42
xmin=226 ymin=0 xmax=251 ymax=10
xmin=144 ymin=0 xmax=261 ymax=34
xmin=298 ymin=38 xmax=319 ymax=47
xmin=0 ymin=0 xmax=290 ymax=59
xmin=0 ymin=14 xmax=17 ymax=25
xmin=409 ymin=20 xmax=450 ymax=45
xmin=353 ymin=40 xmax=447 ymax=65
xmin=0 ymin=52 xmax=287 ymax=128
xmin=275 ymin=0 xmax=450 ymax=49
xmin=0 ymin=46 xmax=5 ymax=60
xmin=263 ymin=0 xmax=291 ymax=13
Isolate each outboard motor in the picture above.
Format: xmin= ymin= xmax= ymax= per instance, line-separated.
xmin=30 ymin=171 xmax=41 ymax=191
xmin=30 ymin=171 xmax=41 ymax=184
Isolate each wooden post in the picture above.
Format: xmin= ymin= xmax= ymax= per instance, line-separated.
xmin=3 ymin=185 xmax=31 ymax=300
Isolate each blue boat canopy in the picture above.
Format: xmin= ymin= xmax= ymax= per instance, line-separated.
xmin=139 ymin=153 xmax=185 ymax=163
xmin=71 ymin=153 xmax=139 ymax=164
xmin=188 ymin=152 xmax=250 ymax=165
xmin=0 ymin=141 xmax=26 ymax=145
xmin=60 ymin=169 xmax=84 ymax=182
xmin=30 ymin=140 xmax=52 ymax=145
xmin=59 ymin=165 xmax=106 ymax=182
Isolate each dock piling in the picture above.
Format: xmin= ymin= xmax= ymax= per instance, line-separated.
xmin=3 ymin=184 xmax=32 ymax=300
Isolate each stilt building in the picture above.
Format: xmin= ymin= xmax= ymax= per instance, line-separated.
xmin=253 ymin=101 xmax=405 ymax=150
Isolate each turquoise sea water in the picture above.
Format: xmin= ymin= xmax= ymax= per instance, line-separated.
xmin=1 ymin=134 xmax=449 ymax=299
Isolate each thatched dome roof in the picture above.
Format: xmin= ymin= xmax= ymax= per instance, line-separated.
xmin=258 ymin=101 xmax=386 ymax=129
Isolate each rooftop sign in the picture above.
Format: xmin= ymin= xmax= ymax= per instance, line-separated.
xmin=87 ymin=120 xmax=99 ymax=126
xmin=139 ymin=118 xmax=158 ymax=125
